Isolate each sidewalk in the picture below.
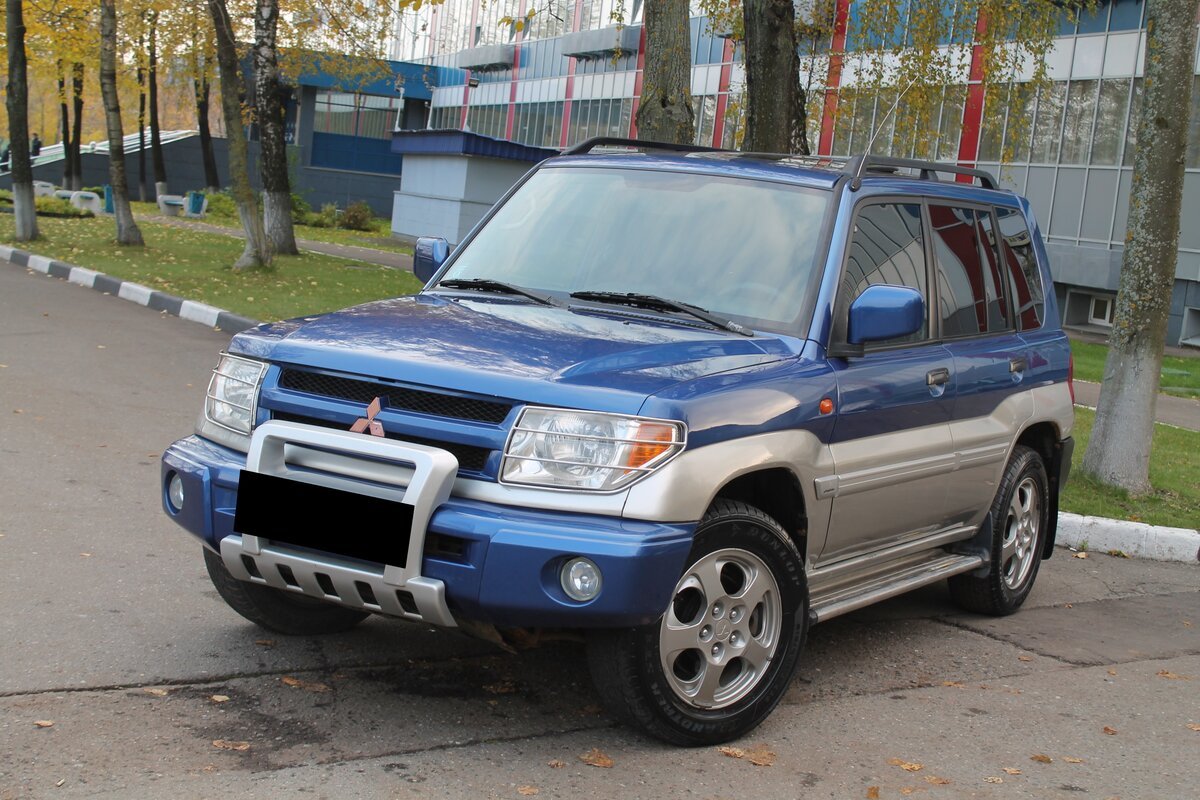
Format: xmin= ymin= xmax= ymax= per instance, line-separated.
xmin=143 ymin=214 xmax=414 ymax=271
xmin=1073 ymin=379 xmax=1200 ymax=431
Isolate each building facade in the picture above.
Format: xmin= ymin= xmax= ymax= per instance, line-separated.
xmin=389 ymin=0 xmax=1200 ymax=347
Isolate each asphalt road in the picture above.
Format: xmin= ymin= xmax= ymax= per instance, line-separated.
xmin=1 ymin=264 xmax=1198 ymax=800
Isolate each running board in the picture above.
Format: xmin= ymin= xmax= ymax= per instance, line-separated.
xmin=809 ymin=553 xmax=984 ymax=624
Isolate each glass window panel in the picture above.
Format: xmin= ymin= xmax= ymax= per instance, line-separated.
xmin=1108 ymin=0 xmax=1143 ymax=30
xmin=930 ymin=205 xmax=1008 ymax=337
xmin=620 ymin=98 xmax=633 ymax=139
xmin=1076 ymin=3 xmax=1108 ymax=34
xmin=1090 ymin=78 xmax=1130 ymax=165
xmin=936 ymin=86 xmax=966 ymax=161
xmin=837 ymin=202 xmax=928 ymax=345
xmin=850 ymin=91 xmax=876 ymax=154
xmin=700 ymin=95 xmax=717 ymax=147
xmin=1060 ymin=79 xmax=1098 ymax=164
xmin=1029 ymin=82 xmax=1066 ymax=163
xmin=1123 ymin=77 xmax=1143 ymax=165
xmin=996 ymin=206 xmax=1044 ymax=331
xmin=978 ymin=85 xmax=1007 ymax=162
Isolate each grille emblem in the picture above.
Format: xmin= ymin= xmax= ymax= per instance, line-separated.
xmin=350 ymin=397 xmax=385 ymax=437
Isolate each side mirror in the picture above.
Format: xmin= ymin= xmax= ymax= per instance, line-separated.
xmin=847 ymin=285 xmax=925 ymax=345
xmin=413 ymin=236 xmax=450 ymax=283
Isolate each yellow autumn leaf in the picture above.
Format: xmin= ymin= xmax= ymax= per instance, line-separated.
xmin=212 ymin=739 xmax=250 ymax=752
xmin=888 ymin=757 xmax=924 ymax=772
xmin=925 ymin=775 xmax=950 ymax=785
xmin=866 ymin=788 xmax=881 ymax=799
xmin=517 ymin=787 xmax=539 ymax=796
xmin=1030 ymin=754 xmax=1053 ymax=763
xmin=579 ymin=748 xmax=613 ymax=768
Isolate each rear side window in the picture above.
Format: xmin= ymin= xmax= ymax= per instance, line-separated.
xmin=929 ymin=204 xmax=1011 ymax=337
xmin=995 ymin=206 xmax=1045 ymax=331
xmin=837 ymin=202 xmax=928 ymax=345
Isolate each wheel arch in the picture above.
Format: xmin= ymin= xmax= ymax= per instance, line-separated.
xmin=712 ymin=468 xmax=809 ymax=563
xmin=1014 ymin=420 xmax=1069 ymax=559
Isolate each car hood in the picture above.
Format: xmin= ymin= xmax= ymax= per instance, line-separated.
xmin=231 ymin=295 xmax=802 ymax=415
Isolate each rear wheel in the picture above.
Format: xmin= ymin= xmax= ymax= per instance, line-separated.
xmin=203 ymin=548 xmax=369 ymax=635
xmin=587 ymin=500 xmax=808 ymax=745
xmin=948 ymin=445 xmax=1049 ymax=616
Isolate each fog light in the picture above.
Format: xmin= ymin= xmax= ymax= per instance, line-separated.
xmin=167 ymin=472 xmax=185 ymax=512
xmin=561 ymin=557 xmax=602 ymax=602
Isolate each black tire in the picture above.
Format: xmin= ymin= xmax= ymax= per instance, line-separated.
xmin=203 ymin=547 xmax=369 ymax=635
xmin=586 ymin=499 xmax=808 ymax=746
xmin=948 ymin=445 xmax=1050 ymax=616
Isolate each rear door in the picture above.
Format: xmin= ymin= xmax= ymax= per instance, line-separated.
xmin=822 ymin=201 xmax=958 ymax=564
xmin=929 ymin=203 xmax=1034 ymax=527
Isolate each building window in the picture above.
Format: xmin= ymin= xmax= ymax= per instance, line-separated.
xmin=314 ymin=92 xmax=401 ymax=140
xmin=1090 ymin=78 xmax=1131 ymax=166
xmin=1029 ymin=82 xmax=1066 ymax=164
xmin=1089 ymin=295 xmax=1115 ymax=327
xmin=1060 ymin=80 xmax=1098 ymax=165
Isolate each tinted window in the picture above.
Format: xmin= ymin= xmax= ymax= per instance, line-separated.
xmin=996 ymin=207 xmax=1044 ymax=331
xmin=837 ymin=203 xmax=928 ymax=344
xmin=930 ymin=205 xmax=1011 ymax=337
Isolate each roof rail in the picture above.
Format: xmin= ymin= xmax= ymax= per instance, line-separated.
xmin=561 ymin=137 xmax=727 ymax=156
xmin=846 ymin=155 xmax=999 ymax=191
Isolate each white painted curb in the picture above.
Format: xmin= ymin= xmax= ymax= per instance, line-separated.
xmin=1057 ymin=512 xmax=1199 ymax=563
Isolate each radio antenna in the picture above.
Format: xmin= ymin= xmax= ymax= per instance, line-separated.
xmin=851 ymin=76 xmax=919 ymax=190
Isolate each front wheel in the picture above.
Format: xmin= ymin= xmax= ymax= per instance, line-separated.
xmin=948 ymin=445 xmax=1050 ymax=616
xmin=586 ymin=500 xmax=808 ymax=745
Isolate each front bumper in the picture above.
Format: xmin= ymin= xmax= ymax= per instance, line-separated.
xmin=161 ymin=431 xmax=695 ymax=628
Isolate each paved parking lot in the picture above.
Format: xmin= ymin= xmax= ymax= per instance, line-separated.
xmin=2 ymin=264 xmax=1197 ymax=799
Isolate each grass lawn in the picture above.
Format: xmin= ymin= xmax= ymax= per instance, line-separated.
xmin=130 ymin=201 xmax=413 ymax=256
xmin=1071 ymin=339 xmax=1199 ymax=399
xmin=1 ymin=214 xmax=422 ymax=321
xmin=1061 ymin=406 xmax=1199 ymax=529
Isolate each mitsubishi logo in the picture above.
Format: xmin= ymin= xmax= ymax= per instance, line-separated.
xmin=350 ymin=397 xmax=385 ymax=437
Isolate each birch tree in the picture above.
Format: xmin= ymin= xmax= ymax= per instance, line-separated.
xmin=5 ymin=0 xmax=39 ymax=241
xmin=99 ymin=0 xmax=144 ymax=245
xmin=743 ymin=0 xmax=808 ymax=153
xmin=255 ymin=0 xmax=299 ymax=255
xmin=1081 ymin=0 xmax=1200 ymax=494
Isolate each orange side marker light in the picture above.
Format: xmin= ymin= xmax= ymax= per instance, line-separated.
xmin=819 ymin=398 xmax=835 ymax=415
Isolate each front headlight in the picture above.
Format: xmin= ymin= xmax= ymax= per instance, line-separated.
xmin=501 ymin=407 xmax=685 ymax=491
xmin=204 ymin=353 xmax=267 ymax=436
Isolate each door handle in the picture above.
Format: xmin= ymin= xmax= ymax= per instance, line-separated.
xmin=926 ymin=368 xmax=950 ymax=387
xmin=1010 ymin=357 xmax=1028 ymax=374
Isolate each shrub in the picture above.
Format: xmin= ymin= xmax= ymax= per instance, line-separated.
xmin=34 ymin=196 xmax=93 ymax=217
xmin=204 ymin=191 xmax=237 ymax=219
xmin=305 ymin=202 xmax=339 ymax=228
xmin=81 ymin=186 xmax=104 ymax=195
xmin=290 ymin=192 xmax=312 ymax=223
xmin=338 ymin=201 xmax=375 ymax=231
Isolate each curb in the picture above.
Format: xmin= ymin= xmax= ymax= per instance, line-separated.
xmin=1057 ymin=512 xmax=1199 ymax=563
xmin=0 ymin=243 xmax=260 ymax=334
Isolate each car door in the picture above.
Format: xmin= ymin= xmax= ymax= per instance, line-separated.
xmin=821 ymin=200 xmax=959 ymax=564
xmin=928 ymin=203 xmax=1034 ymax=527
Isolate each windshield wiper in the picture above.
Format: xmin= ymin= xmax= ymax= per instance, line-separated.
xmin=436 ymin=278 xmax=564 ymax=307
xmin=569 ymin=291 xmax=754 ymax=336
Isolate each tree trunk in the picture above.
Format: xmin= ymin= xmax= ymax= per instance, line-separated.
xmin=635 ymin=0 xmax=694 ymax=144
xmin=196 ymin=71 xmax=221 ymax=191
xmin=254 ymin=0 xmax=298 ymax=254
xmin=210 ymin=0 xmax=272 ymax=269
xmin=69 ymin=63 xmax=84 ymax=190
xmin=58 ymin=65 xmax=72 ymax=189
xmin=148 ymin=11 xmax=168 ymax=196
xmin=99 ymin=0 xmax=144 ymax=246
xmin=1081 ymin=0 xmax=1199 ymax=494
xmin=743 ymin=0 xmax=809 ymax=154
xmin=138 ymin=58 xmax=148 ymax=202
xmin=5 ymin=0 xmax=39 ymax=241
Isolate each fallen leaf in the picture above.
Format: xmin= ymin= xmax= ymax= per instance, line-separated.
xmin=1184 ymin=621 xmax=1194 ymax=628
xmin=484 ymin=679 xmax=517 ymax=695
xmin=142 ymin=687 xmax=169 ymax=697
xmin=1106 ymin=549 xmax=1130 ymax=558
xmin=1157 ymin=670 xmax=1192 ymax=680
xmin=941 ymin=681 xmax=965 ymax=688
xmin=212 ymin=739 xmax=250 ymax=752
xmin=517 ymin=787 xmax=539 ymax=796
xmin=925 ymin=775 xmax=950 ymax=785
xmin=281 ymin=675 xmax=330 ymax=693
xmin=34 ymin=720 xmax=54 ymax=728
xmin=1030 ymin=754 xmax=1053 ymax=764
xmin=1018 ymin=655 xmax=1033 ymax=662
xmin=1107 ymin=669 xmax=1118 ymax=676
xmin=719 ymin=746 xmax=745 ymax=759
xmin=1062 ymin=756 xmax=1085 ymax=764
xmin=1002 ymin=768 xmax=1022 ymax=775
xmin=579 ymin=748 xmax=613 ymax=768
xmin=547 ymin=759 xmax=565 ymax=768
xmin=888 ymin=758 xmax=924 ymax=772
xmin=866 ymin=788 xmax=881 ymax=800
xmin=1064 ymin=603 xmax=1073 ymax=608
xmin=1186 ymin=723 xmax=1200 ymax=732
xmin=1072 ymin=552 xmax=1088 ymax=559
xmin=745 ymin=743 xmax=776 ymax=767
xmin=1103 ymin=726 xmax=1118 ymax=735
xmin=210 ymin=695 xmax=230 ymax=703
xmin=984 ymin=776 xmax=1003 ymax=784
xmin=254 ymin=639 xmax=275 ymax=648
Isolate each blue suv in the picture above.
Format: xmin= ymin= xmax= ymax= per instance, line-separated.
xmin=161 ymin=139 xmax=1074 ymax=745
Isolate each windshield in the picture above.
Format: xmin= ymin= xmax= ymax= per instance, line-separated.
xmin=436 ymin=166 xmax=831 ymax=330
